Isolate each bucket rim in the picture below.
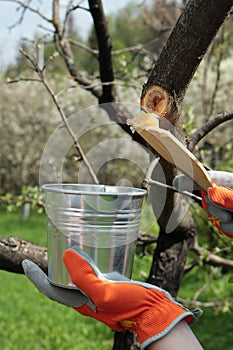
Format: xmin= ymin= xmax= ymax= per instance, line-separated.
xmin=41 ymin=183 xmax=147 ymax=197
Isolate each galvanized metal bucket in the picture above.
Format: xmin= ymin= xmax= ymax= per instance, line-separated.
xmin=42 ymin=184 xmax=147 ymax=289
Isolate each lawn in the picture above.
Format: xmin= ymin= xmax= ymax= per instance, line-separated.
xmin=0 ymin=208 xmax=232 ymax=349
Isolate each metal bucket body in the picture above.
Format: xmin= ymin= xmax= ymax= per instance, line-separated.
xmin=42 ymin=184 xmax=147 ymax=288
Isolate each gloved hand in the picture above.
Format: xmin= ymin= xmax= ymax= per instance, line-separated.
xmin=22 ymin=258 xmax=129 ymax=310
xmin=22 ymin=247 xmax=198 ymax=350
xmin=173 ymin=170 xmax=233 ymax=238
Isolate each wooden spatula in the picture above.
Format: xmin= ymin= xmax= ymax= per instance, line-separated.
xmin=128 ymin=113 xmax=213 ymax=191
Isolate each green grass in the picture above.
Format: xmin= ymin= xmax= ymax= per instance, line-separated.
xmin=0 ymin=208 xmax=47 ymax=246
xmin=0 ymin=270 xmax=113 ymax=350
xmin=178 ymin=265 xmax=233 ymax=349
xmin=0 ymin=208 xmax=232 ymax=349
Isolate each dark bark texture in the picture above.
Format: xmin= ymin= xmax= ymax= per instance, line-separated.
xmin=143 ymin=0 xmax=233 ymax=104
xmin=0 ymin=236 xmax=47 ymax=274
xmin=88 ymin=0 xmax=115 ymax=103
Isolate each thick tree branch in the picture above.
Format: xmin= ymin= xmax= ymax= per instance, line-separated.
xmin=0 ymin=236 xmax=47 ymax=274
xmin=143 ymin=0 xmax=233 ymax=110
xmin=88 ymin=0 xmax=115 ymax=103
xmin=0 ymin=235 xmax=228 ymax=274
xmin=188 ymin=112 xmax=233 ymax=151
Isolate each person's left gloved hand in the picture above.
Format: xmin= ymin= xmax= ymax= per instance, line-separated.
xmin=173 ymin=170 xmax=233 ymax=238
xmin=22 ymin=247 xmax=199 ymax=350
xmin=22 ymin=257 xmax=131 ymax=310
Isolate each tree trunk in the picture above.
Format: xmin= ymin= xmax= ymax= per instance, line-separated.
xmin=140 ymin=0 xmax=233 ymax=296
xmin=147 ymin=210 xmax=196 ymax=295
xmin=114 ymin=0 xmax=233 ymax=348
xmin=112 ymin=331 xmax=140 ymax=350
xmin=143 ymin=0 xmax=233 ymax=102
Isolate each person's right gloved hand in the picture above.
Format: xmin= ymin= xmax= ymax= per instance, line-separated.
xmin=201 ymin=186 xmax=233 ymax=238
xmin=173 ymin=170 xmax=233 ymax=238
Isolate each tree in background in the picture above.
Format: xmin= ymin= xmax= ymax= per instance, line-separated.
xmin=1 ymin=1 xmax=233 ymax=349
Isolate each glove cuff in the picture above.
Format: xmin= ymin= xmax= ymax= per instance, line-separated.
xmin=118 ymin=284 xmax=197 ymax=349
xmin=140 ymin=310 xmax=194 ymax=349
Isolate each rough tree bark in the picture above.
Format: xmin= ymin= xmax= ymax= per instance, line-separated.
xmin=0 ymin=236 xmax=47 ymax=274
xmin=88 ymin=0 xmax=115 ymax=103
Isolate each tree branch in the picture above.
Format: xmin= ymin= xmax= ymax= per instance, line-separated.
xmin=8 ymin=48 xmax=99 ymax=184
xmin=88 ymin=0 xmax=115 ymax=103
xmin=191 ymin=241 xmax=233 ymax=270
xmin=143 ymin=0 xmax=233 ymax=102
xmin=69 ymin=37 xmax=158 ymax=61
xmin=63 ymin=2 xmax=90 ymax=32
xmin=208 ymin=26 xmax=225 ymax=116
xmin=188 ymin=112 xmax=233 ymax=151
xmin=143 ymin=157 xmax=202 ymax=202
xmin=5 ymin=0 xmax=51 ymax=29
xmin=0 ymin=236 xmax=47 ymax=274
xmin=69 ymin=39 xmax=99 ymax=56
xmin=176 ymin=297 xmax=233 ymax=308
xmin=52 ymin=0 xmax=102 ymax=98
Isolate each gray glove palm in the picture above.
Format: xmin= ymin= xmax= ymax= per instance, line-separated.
xmin=22 ymin=259 xmax=129 ymax=309
xmin=22 ymin=260 xmax=95 ymax=308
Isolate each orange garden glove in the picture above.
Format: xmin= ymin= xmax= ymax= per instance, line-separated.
xmin=22 ymin=247 xmax=199 ymax=349
xmin=173 ymin=171 xmax=233 ymax=238
xmin=62 ymin=247 xmax=197 ymax=349
xmin=201 ymin=186 xmax=233 ymax=238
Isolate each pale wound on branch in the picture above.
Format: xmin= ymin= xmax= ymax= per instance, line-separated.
xmin=141 ymin=84 xmax=170 ymax=116
xmin=127 ymin=111 xmax=159 ymax=133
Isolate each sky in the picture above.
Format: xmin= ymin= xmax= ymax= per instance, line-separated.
xmin=0 ymin=0 xmax=138 ymax=69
